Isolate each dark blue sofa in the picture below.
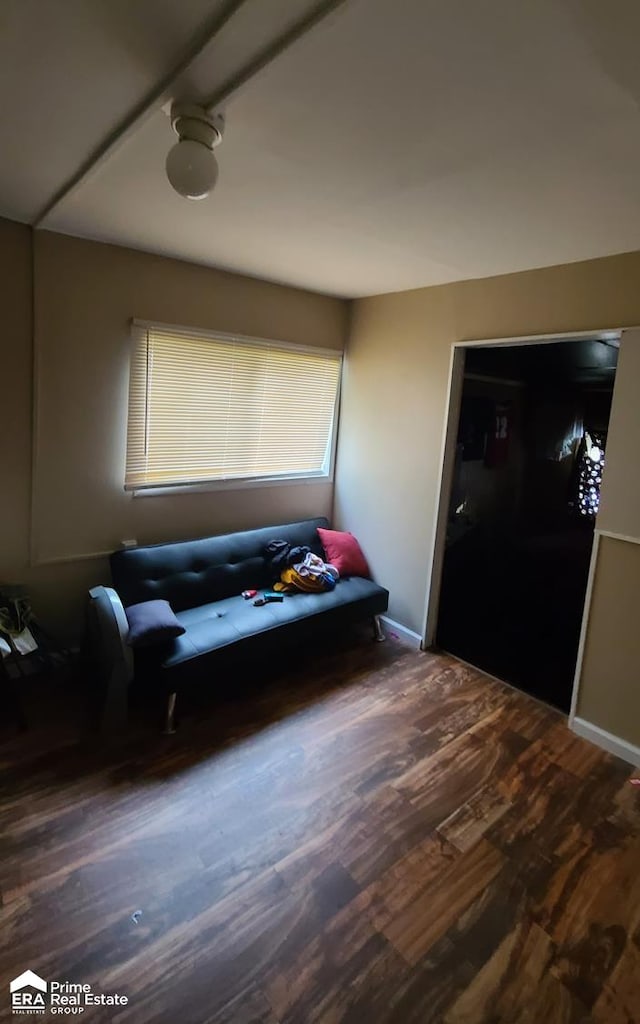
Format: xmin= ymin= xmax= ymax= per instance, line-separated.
xmin=88 ymin=517 xmax=388 ymax=732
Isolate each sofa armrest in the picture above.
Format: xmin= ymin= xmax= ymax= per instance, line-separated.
xmin=87 ymin=586 xmax=134 ymax=734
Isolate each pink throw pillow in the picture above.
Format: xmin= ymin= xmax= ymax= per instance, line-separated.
xmin=317 ymin=527 xmax=370 ymax=578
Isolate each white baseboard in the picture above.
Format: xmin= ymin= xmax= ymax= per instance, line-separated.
xmin=379 ymin=615 xmax=422 ymax=650
xmin=571 ymin=716 xmax=640 ymax=767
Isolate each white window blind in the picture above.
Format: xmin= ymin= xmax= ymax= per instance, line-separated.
xmin=125 ymin=322 xmax=342 ymax=491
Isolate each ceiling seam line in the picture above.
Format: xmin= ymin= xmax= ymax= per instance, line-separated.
xmin=33 ymin=0 xmax=350 ymax=231
xmin=201 ymin=0 xmax=350 ymax=111
xmin=32 ymin=0 xmax=248 ymax=229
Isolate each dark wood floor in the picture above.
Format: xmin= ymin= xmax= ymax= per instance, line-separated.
xmin=1 ymin=632 xmax=639 ymax=1023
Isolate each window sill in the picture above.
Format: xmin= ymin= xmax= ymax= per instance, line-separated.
xmin=129 ymin=473 xmax=333 ymax=498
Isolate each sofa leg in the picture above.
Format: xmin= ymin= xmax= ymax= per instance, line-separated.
xmin=163 ymin=692 xmax=177 ymax=734
xmin=372 ymin=615 xmax=386 ymax=642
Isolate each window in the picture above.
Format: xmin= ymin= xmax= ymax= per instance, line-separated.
xmin=125 ymin=321 xmax=342 ymax=491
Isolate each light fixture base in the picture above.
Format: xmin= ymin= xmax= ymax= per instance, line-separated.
xmin=169 ymin=103 xmax=224 ymax=150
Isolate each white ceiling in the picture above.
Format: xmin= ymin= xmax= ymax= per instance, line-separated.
xmin=3 ymin=0 xmax=640 ymax=297
xmin=0 ymin=0 xmax=223 ymax=222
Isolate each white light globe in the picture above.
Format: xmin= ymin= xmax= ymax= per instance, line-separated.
xmin=166 ymin=139 xmax=218 ymax=200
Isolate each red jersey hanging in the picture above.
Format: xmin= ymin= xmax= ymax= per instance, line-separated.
xmin=485 ymin=402 xmax=511 ymax=467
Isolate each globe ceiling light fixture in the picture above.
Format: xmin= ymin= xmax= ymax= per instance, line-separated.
xmin=166 ymin=102 xmax=225 ymax=200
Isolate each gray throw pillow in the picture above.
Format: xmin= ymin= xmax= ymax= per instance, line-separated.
xmin=125 ymin=599 xmax=185 ymax=648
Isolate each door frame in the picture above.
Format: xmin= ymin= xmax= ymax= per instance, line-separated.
xmin=422 ymin=326 xmax=623 ymax=713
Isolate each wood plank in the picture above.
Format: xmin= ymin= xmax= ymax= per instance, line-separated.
xmin=437 ymin=785 xmax=512 ymax=852
xmin=381 ymin=838 xmax=505 ymax=964
xmin=444 ymin=920 xmax=588 ymax=1024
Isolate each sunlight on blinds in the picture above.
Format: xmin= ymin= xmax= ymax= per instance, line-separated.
xmin=125 ymin=323 xmax=342 ymax=490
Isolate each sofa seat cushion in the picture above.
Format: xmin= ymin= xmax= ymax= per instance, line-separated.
xmin=161 ymin=577 xmax=388 ymax=670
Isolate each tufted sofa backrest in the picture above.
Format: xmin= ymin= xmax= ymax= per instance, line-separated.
xmin=110 ymin=518 xmax=329 ymax=611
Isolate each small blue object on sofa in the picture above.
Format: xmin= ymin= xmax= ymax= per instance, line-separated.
xmin=88 ymin=517 xmax=389 ymax=732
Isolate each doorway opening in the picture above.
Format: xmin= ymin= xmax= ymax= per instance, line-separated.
xmin=433 ymin=336 xmax=618 ymax=712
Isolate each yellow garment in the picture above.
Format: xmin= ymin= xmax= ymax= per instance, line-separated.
xmin=275 ymin=566 xmax=327 ymax=594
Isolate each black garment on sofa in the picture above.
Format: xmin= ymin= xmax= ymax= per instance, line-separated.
xmin=264 ymin=539 xmax=311 ymax=573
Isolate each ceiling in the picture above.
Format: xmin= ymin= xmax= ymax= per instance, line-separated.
xmin=2 ymin=0 xmax=640 ymax=297
xmin=465 ymin=339 xmax=619 ymax=387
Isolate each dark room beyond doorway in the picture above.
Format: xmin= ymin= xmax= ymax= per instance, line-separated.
xmin=436 ymin=338 xmax=618 ymax=712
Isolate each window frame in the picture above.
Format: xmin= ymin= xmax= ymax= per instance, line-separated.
xmin=126 ymin=319 xmax=343 ymax=497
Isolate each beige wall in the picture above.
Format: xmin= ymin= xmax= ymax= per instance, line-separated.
xmin=576 ymin=330 xmax=640 ymax=749
xmin=597 ymin=328 xmax=640 ymax=539
xmin=335 ymin=251 xmax=640 ymax=748
xmin=577 ymin=536 xmax=640 ymax=748
xmin=0 ymin=224 xmax=348 ymax=638
xmin=0 ymin=219 xmax=32 ymax=576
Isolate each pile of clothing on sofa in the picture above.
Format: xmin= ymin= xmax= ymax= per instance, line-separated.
xmin=265 ymin=539 xmax=339 ymax=594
